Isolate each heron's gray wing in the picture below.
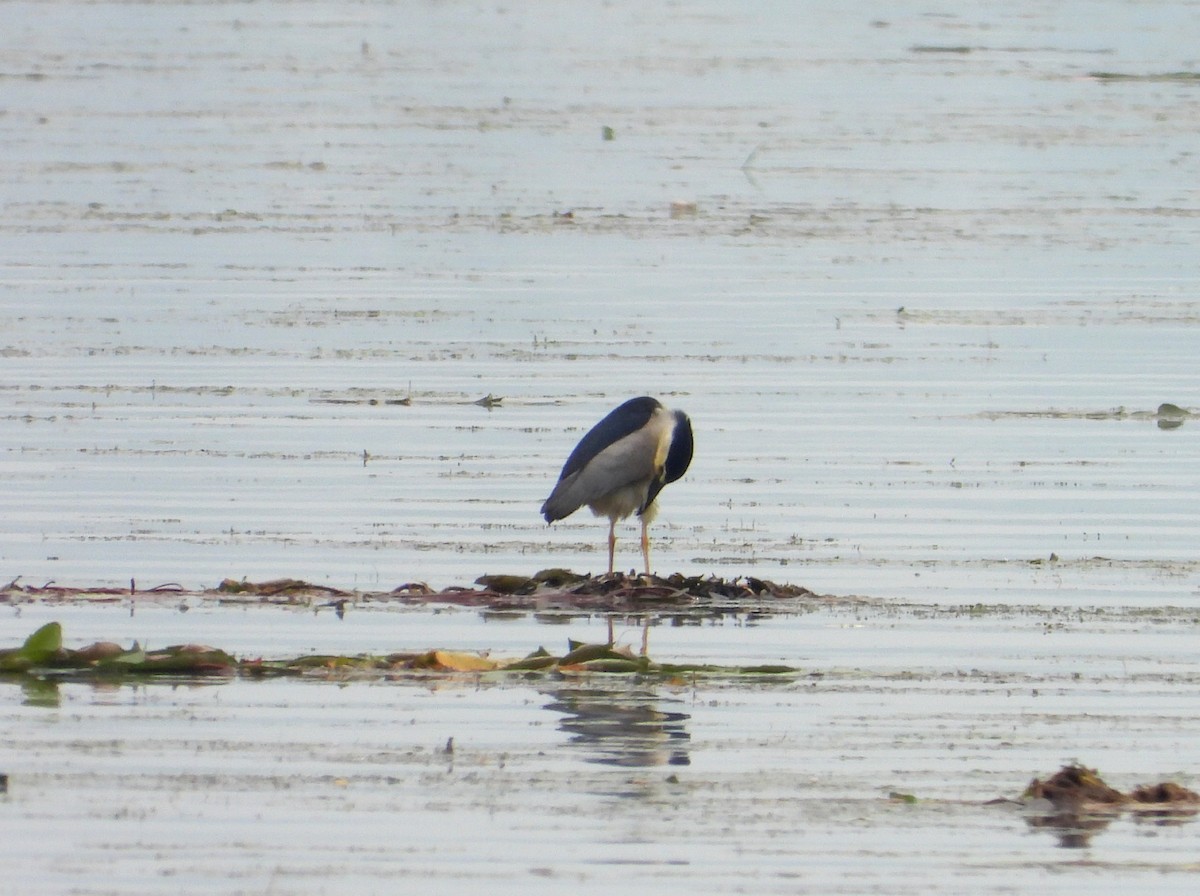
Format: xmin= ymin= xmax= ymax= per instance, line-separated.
xmin=556 ymin=397 xmax=659 ymax=480
xmin=541 ymin=425 xmax=660 ymax=522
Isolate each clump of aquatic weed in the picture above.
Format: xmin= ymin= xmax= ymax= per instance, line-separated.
xmin=1019 ymin=764 xmax=1200 ymax=848
xmin=470 ymin=569 xmax=823 ymax=606
xmin=1 ymin=570 xmax=836 ymax=616
xmin=1024 ymin=763 xmax=1200 ymax=814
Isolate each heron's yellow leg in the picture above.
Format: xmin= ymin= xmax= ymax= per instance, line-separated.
xmin=607 ymin=519 xmax=617 ymax=574
xmin=640 ymin=518 xmax=651 ymax=576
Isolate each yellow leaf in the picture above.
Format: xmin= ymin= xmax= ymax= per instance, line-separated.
xmin=432 ymin=650 xmax=497 ymax=672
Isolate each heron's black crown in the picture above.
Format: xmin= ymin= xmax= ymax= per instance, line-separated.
xmin=664 ymin=409 xmax=694 ymax=484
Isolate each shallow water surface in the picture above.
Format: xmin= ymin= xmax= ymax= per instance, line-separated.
xmin=5 ymin=608 xmax=1200 ymax=896
xmin=5 ymin=597 xmax=1200 ymax=894
xmin=3 ymin=0 xmax=1200 ymax=892
xmin=2 ymin=0 xmax=1199 ymax=605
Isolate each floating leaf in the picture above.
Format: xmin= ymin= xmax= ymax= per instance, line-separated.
xmin=734 ymin=664 xmax=798 ymax=675
xmin=1156 ymin=402 xmax=1188 ymax=430
xmin=475 ymin=574 xmax=537 ymax=595
xmin=0 ymin=621 xmax=64 ymax=671
xmin=563 ymin=658 xmax=647 ymax=674
xmin=560 ymin=643 xmax=633 ymax=666
xmin=21 ymin=622 xmax=62 ymax=662
xmin=531 ymin=568 xmax=587 ymax=588
xmin=504 ymin=647 xmax=558 ymax=671
xmin=407 ymin=649 xmax=497 ymax=672
xmin=74 ymin=641 xmax=126 ymax=663
xmin=135 ymin=644 xmax=237 ymax=675
xmin=431 ymin=650 xmax=498 ymax=672
xmin=104 ymin=646 xmax=147 ymax=667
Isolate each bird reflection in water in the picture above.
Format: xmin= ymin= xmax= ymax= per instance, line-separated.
xmin=543 ymin=684 xmax=691 ymax=768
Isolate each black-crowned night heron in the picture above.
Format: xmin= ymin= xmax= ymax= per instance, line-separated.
xmin=541 ymin=396 xmax=694 ymax=576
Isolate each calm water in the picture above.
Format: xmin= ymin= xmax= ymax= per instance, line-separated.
xmin=3 ymin=0 xmax=1200 ymax=892
xmin=2 ymin=0 xmax=1199 ymax=603
xmin=5 ymin=598 xmax=1200 ymax=896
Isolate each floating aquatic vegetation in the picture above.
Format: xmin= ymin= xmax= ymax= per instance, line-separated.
xmin=304 ymin=570 xmax=830 ymax=620
xmin=1155 ymin=402 xmax=1189 ymax=430
xmin=215 ymin=577 xmax=351 ymax=598
xmin=1090 ymin=71 xmax=1200 ymax=82
xmin=474 ymin=573 xmax=539 ymax=595
xmin=468 ymin=569 xmax=820 ymax=606
xmin=1024 ymin=764 xmax=1199 ymax=813
xmin=1020 ymin=764 xmax=1200 ymax=848
xmin=0 ymin=622 xmax=801 ymax=683
xmin=1024 ymin=764 xmax=1128 ymax=809
xmin=910 ymin=44 xmax=973 ymax=54
xmin=0 ymin=620 xmax=65 ymax=672
xmin=0 ymin=622 xmax=237 ymax=676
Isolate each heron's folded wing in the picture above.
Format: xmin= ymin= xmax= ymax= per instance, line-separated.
xmin=541 ymin=427 xmax=659 ymax=521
